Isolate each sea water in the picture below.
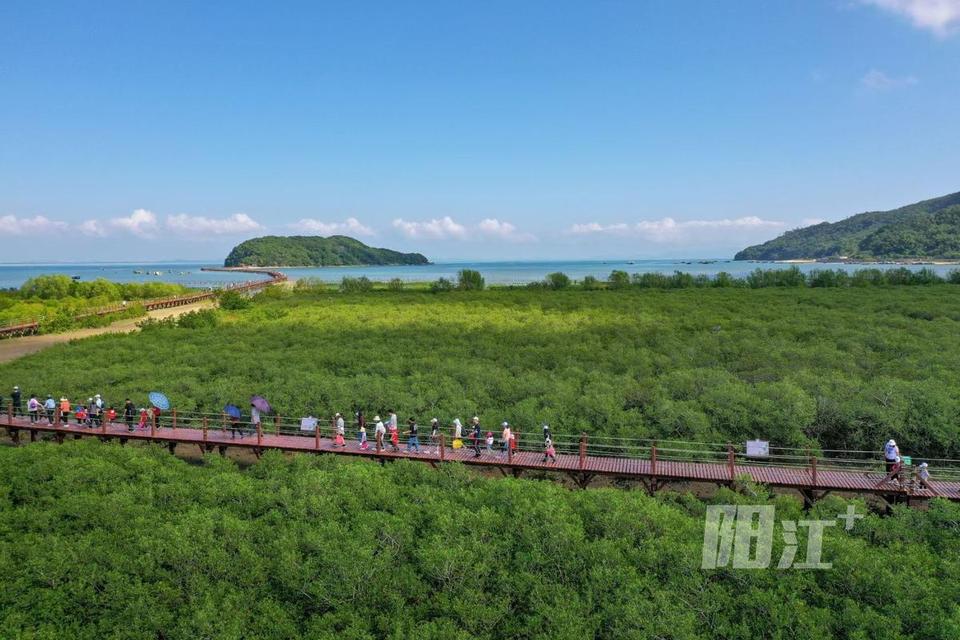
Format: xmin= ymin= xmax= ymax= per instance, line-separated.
xmin=1 ymin=259 xmax=957 ymax=290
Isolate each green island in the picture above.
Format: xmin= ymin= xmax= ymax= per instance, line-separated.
xmin=224 ymin=235 xmax=430 ymax=268
xmin=3 ymin=270 xmax=960 ymax=638
xmin=735 ymin=190 xmax=960 ymax=261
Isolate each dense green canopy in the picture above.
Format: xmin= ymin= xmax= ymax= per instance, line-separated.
xmin=1 ymin=442 xmax=958 ymax=639
xmin=3 ymin=283 xmax=960 ymax=459
xmin=735 ymin=190 xmax=960 ymax=260
xmin=224 ymin=235 xmax=429 ymax=267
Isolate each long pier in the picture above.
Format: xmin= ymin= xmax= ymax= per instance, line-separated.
xmin=3 ymin=409 xmax=957 ymax=506
xmin=0 ymin=269 xmax=286 ymax=339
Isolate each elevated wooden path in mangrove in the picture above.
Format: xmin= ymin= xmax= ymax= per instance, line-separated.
xmin=3 ymin=409 xmax=957 ymax=506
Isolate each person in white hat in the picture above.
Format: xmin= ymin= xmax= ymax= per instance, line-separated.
xmin=373 ymin=415 xmax=385 ymax=450
xmin=334 ymin=412 xmax=346 ymax=446
xmin=11 ymin=386 xmax=22 ymax=418
xmin=917 ymin=462 xmax=932 ymax=490
xmin=883 ymin=439 xmax=900 ymax=474
xmin=429 ymin=418 xmax=440 ymax=453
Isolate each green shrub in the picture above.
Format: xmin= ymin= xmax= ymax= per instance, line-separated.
xmin=457 ymin=269 xmax=485 ymax=291
xmin=340 ymin=276 xmax=373 ymax=293
xmin=387 ymin=278 xmax=405 ymax=291
xmin=607 ymin=270 xmax=630 ymax=289
xmin=581 ymin=275 xmax=601 ymax=290
xmin=218 ymin=290 xmax=252 ymax=310
xmin=430 ymin=278 xmax=455 ymax=292
xmin=544 ymin=272 xmax=571 ymax=290
xmin=176 ymin=308 xmax=220 ymax=329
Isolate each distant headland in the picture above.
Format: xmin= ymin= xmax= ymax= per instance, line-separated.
xmin=736 ymin=190 xmax=960 ymax=261
xmin=223 ymin=235 xmax=430 ymax=268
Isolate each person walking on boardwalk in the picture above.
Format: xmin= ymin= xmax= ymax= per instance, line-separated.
xmin=60 ymin=396 xmax=72 ymax=425
xmin=374 ymin=415 xmax=386 ymax=451
xmin=406 ymin=418 xmax=420 ymax=453
xmin=388 ymin=418 xmax=400 ymax=451
xmin=11 ymin=386 xmax=22 ymax=417
xmin=75 ymin=404 xmax=88 ymax=427
xmin=123 ymin=399 xmax=136 ymax=432
xmin=485 ymin=431 xmax=494 ymax=454
xmin=87 ymin=398 xmax=99 ymax=428
xmin=250 ymin=402 xmax=261 ymax=438
xmin=358 ymin=423 xmax=368 ymax=450
xmin=335 ymin=412 xmax=346 ymax=447
xmin=94 ymin=394 xmax=104 ymax=426
xmin=542 ymin=424 xmax=551 ymax=443
xmin=356 ymin=409 xmax=366 ymax=436
xmin=876 ymin=456 xmax=904 ymax=489
xmin=44 ymin=395 xmax=55 ymax=424
xmin=452 ymin=418 xmax=464 ymax=449
xmin=499 ymin=422 xmax=512 ymax=458
xmin=884 ymin=439 xmax=900 ymax=474
xmin=27 ymin=394 xmax=40 ymax=423
xmin=105 ymin=406 xmax=116 ymax=424
xmin=429 ymin=418 xmax=440 ymax=453
xmin=543 ymin=436 xmax=557 ymax=463
xmin=137 ymin=407 xmax=149 ymax=430
xmin=471 ymin=420 xmax=482 ymax=458
xmin=916 ymin=462 xmax=932 ymax=491
xmin=388 ymin=409 xmax=398 ymax=435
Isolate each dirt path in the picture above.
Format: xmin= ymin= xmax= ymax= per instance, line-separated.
xmin=0 ymin=301 xmax=215 ymax=364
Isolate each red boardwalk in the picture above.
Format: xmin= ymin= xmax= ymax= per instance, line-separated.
xmin=3 ymin=413 xmax=957 ymax=503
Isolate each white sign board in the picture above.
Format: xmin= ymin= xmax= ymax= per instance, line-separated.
xmin=300 ymin=417 xmax=318 ymax=432
xmin=746 ymin=440 xmax=770 ymax=457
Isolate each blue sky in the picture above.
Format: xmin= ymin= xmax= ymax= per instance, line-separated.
xmin=1 ymin=0 xmax=959 ymax=262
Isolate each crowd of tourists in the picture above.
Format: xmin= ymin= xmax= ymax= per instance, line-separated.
xmin=3 ymin=387 xmax=561 ymax=463
xmin=0 ymin=385 xmax=938 ymax=478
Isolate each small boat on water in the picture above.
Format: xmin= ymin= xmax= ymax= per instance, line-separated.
xmin=133 ymin=269 xmax=144 ymax=274
xmin=71 ymin=275 xmax=81 ymax=280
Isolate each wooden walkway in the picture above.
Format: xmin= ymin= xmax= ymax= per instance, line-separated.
xmin=0 ymin=269 xmax=286 ymax=339
xmin=3 ymin=413 xmax=957 ymax=504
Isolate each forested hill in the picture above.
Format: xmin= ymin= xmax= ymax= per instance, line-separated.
xmin=735 ymin=190 xmax=960 ymax=260
xmin=224 ymin=235 xmax=429 ymax=267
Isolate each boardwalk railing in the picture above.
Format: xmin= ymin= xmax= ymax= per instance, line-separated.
xmin=3 ymin=406 xmax=958 ymax=502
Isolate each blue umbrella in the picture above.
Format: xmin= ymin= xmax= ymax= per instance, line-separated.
xmin=223 ymin=404 xmax=242 ymax=419
xmin=148 ymin=391 xmax=170 ymax=411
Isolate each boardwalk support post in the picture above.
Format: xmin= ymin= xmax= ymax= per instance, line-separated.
xmin=151 ymin=412 xmax=156 ymax=440
xmin=579 ymin=432 xmax=587 ymax=471
xmin=651 ymin=441 xmax=657 ymax=476
xmin=275 ymin=415 xmax=280 ymax=436
xmin=202 ymin=417 xmax=208 ymax=448
xmin=439 ymin=433 xmax=446 ymax=462
xmin=727 ymin=443 xmax=735 ymax=482
xmin=172 ymin=409 xmax=177 ymax=430
xmin=810 ymin=454 xmax=818 ymax=488
xmin=257 ymin=423 xmax=263 ymax=449
xmin=315 ymin=422 xmax=320 ymax=450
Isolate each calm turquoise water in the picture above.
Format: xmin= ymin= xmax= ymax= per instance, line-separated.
xmin=1 ymin=259 xmax=957 ymax=289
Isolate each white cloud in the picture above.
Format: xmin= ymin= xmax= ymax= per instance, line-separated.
xmin=860 ymin=68 xmax=919 ymax=90
xmin=0 ymin=215 xmax=69 ymax=235
xmin=860 ymin=0 xmax=960 ymax=36
xmin=393 ymin=216 xmax=468 ymax=240
xmin=290 ymin=217 xmax=374 ymax=237
xmin=109 ymin=208 xmax=160 ymax=237
xmin=393 ymin=216 xmax=536 ymax=242
xmin=78 ymin=219 xmax=108 ymax=237
xmin=166 ymin=212 xmax=263 ymax=235
xmin=568 ymin=216 xmax=785 ymax=244
xmin=477 ymin=218 xmax=537 ymax=243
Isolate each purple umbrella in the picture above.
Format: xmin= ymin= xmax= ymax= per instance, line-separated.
xmin=251 ymin=395 xmax=272 ymax=414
